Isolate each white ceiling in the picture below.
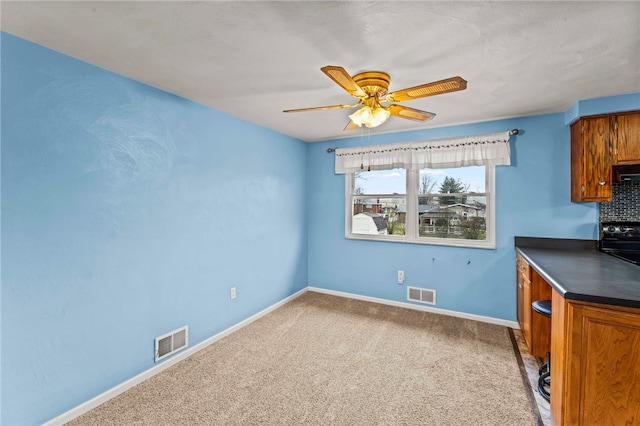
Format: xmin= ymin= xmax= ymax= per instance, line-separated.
xmin=2 ymin=1 xmax=639 ymax=142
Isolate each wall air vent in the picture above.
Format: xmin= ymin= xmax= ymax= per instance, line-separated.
xmin=407 ymin=286 xmax=436 ymax=305
xmin=155 ymin=326 xmax=188 ymax=362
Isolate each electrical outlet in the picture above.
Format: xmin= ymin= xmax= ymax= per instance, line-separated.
xmin=397 ymin=270 xmax=404 ymax=284
xmin=230 ymin=287 xmax=236 ymax=299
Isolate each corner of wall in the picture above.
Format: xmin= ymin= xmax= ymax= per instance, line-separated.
xmin=565 ymin=92 xmax=640 ymax=124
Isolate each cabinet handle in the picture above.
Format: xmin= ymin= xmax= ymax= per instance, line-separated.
xmin=599 ymin=180 xmax=606 ymax=186
xmin=582 ymin=185 xmax=585 ymax=192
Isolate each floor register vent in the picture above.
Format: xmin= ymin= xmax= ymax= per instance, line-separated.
xmin=155 ymin=325 xmax=188 ymax=362
xmin=407 ymin=286 xmax=436 ymax=305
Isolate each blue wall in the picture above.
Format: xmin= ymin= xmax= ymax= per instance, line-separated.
xmin=565 ymin=92 xmax=640 ymax=124
xmin=307 ymin=114 xmax=599 ymax=321
xmin=1 ymin=33 xmax=308 ymax=425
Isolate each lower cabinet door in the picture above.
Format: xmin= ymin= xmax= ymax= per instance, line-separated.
xmin=559 ymin=300 xmax=640 ymax=425
xmin=522 ymin=279 xmax=532 ymax=349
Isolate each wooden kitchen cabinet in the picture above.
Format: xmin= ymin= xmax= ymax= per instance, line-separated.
xmin=551 ymin=290 xmax=640 ymax=426
xmin=571 ymin=110 xmax=640 ymax=202
xmin=516 ymin=253 xmax=531 ymax=348
xmin=516 ymin=241 xmax=640 ymax=425
xmin=516 ymin=252 xmax=552 ymax=358
xmin=614 ymin=111 xmax=640 ymax=164
xmin=570 ymin=116 xmax=613 ymax=202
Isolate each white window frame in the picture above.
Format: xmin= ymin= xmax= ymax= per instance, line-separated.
xmin=345 ymin=166 xmax=496 ymax=249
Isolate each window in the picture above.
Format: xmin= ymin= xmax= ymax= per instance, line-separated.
xmin=351 ymin=169 xmax=407 ymax=236
xmin=417 ymin=166 xmax=490 ymax=245
xmin=346 ymin=165 xmax=495 ymax=248
xmin=336 ymin=131 xmax=511 ymax=249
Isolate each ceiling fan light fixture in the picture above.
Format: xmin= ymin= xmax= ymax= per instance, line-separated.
xmin=284 ymin=66 xmax=467 ymax=131
xmin=349 ymin=105 xmax=390 ymax=128
xmin=348 ymin=106 xmax=372 ymax=127
xmin=367 ymin=106 xmax=391 ymax=128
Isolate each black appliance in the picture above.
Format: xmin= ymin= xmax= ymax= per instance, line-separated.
xmin=600 ymin=221 xmax=640 ymax=266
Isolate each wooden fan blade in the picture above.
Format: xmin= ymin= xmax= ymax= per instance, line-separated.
xmin=387 ymin=104 xmax=436 ymax=121
xmin=385 ymin=76 xmax=467 ymax=102
xmin=344 ymin=120 xmax=360 ymax=131
xmin=283 ymin=102 xmax=360 ymax=113
xmin=321 ymin=66 xmax=367 ymax=98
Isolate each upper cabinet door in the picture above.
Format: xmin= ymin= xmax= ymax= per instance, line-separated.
xmin=571 ymin=116 xmax=612 ymax=202
xmin=614 ymin=111 xmax=640 ymax=164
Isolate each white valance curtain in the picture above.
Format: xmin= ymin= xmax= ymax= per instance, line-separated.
xmin=334 ymin=131 xmax=511 ymax=173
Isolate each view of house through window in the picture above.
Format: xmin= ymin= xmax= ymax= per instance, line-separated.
xmin=352 ymin=169 xmax=406 ymax=236
xmin=348 ymin=166 xmax=491 ymax=247
xmin=417 ymin=166 xmax=486 ymax=241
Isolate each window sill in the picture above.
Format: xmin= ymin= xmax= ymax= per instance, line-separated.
xmin=345 ymin=234 xmax=496 ymax=249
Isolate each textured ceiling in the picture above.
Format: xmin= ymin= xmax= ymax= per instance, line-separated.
xmin=2 ymin=1 xmax=639 ymax=142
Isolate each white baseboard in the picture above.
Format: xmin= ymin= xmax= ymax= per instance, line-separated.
xmin=308 ymin=286 xmax=519 ymax=329
xmin=42 ymin=287 xmax=308 ymax=426
xmin=43 ymin=285 xmax=517 ymax=425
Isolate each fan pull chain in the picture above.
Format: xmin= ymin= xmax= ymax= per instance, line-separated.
xmin=360 ymin=126 xmax=365 ymax=170
xmin=367 ymin=129 xmax=371 ymax=171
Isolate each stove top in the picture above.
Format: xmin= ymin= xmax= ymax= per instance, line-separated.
xmin=600 ymin=221 xmax=640 ymax=266
xmin=602 ymin=250 xmax=640 ymax=265
xmin=601 ymin=221 xmax=640 ymax=240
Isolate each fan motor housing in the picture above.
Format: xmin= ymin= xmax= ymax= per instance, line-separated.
xmin=353 ymin=71 xmax=390 ymax=97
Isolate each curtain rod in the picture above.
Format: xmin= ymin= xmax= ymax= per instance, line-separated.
xmin=326 ymin=128 xmax=520 ymax=153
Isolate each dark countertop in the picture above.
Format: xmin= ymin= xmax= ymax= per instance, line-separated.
xmin=515 ymin=237 xmax=640 ymax=309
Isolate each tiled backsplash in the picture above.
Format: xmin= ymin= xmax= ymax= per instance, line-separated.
xmin=599 ymin=181 xmax=640 ymax=221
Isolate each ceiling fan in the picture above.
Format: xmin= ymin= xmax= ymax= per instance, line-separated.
xmin=283 ymin=66 xmax=467 ymax=131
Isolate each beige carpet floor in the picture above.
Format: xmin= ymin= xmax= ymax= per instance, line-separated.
xmin=68 ymin=291 xmax=537 ymax=425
